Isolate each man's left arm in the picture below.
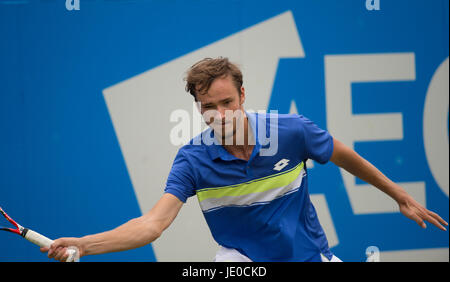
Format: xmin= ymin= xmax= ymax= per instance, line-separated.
xmin=329 ymin=137 xmax=448 ymax=231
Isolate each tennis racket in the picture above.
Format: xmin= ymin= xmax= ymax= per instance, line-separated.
xmin=0 ymin=206 xmax=79 ymax=262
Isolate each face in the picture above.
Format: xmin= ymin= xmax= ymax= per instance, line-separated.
xmin=196 ymin=75 xmax=246 ymax=141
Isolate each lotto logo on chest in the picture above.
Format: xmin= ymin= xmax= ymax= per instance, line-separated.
xmin=273 ymin=159 xmax=290 ymax=171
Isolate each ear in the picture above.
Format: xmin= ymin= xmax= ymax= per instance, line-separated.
xmin=239 ymin=86 xmax=245 ymax=105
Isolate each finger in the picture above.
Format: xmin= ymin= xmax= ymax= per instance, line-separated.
xmin=48 ymin=242 xmax=62 ymax=257
xmin=408 ymin=212 xmax=427 ymax=228
xmin=49 ymin=246 xmax=61 ymax=259
xmin=49 ymin=245 xmax=64 ymax=258
xmin=47 ymin=246 xmax=58 ymax=258
xmin=401 ymin=206 xmax=426 ymax=228
xmin=40 ymin=246 xmax=49 ymax=253
xmin=427 ymin=210 xmax=449 ymax=227
xmin=54 ymin=247 xmax=68 ymax=262
xmin=61 ymin=249 xmax=71 ymax=262
xmin=424 ymin=211 xmax=447 ymax=231
xmin=56 ymin=248 xmax=69 ymax=262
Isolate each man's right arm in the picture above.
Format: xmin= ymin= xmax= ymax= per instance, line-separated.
xmin=41 ymin=193 xmax=183 ymax=261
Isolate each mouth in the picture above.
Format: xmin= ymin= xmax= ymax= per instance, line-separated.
xmin=209 ymin=122 xmax=233 ymax=133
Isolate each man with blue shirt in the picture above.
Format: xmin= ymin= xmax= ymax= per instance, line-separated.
xmin=43 ymin=57 xmax=447 ymax=262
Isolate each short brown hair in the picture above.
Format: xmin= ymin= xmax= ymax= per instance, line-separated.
xmin=184 ymin=57 xmax=243 ymax=100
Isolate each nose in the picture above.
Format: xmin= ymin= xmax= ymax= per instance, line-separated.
xmin=203 ymin=107 xmax=224 ymax=125
xmin=216 ymin=106 xmax=226 ymax=122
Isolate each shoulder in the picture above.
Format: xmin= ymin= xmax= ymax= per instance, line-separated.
xmin=175 ymin=130 xmax=212 ymax=159
xmin=177 ymin=143 xmax=208 ymax=158
xmin=253 ymin=112 xmax=307 ymax=132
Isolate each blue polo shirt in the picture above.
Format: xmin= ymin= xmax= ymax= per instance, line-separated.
xmin=164 ymin=112 xmax=334 ymax=262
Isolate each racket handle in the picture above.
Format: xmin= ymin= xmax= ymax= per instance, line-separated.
xmin=23 ymin=228 xmax=54 ymax=247
xmin=22 ymin=228 xmax=80 ymax=262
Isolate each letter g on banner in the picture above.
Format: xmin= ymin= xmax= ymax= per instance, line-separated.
xmin=423 ymin=57 xmax=449 ymax=198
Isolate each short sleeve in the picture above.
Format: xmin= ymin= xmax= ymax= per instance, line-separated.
xmin=164 ymin=149 xmax=196 ymax=203
xmin=298 ymin=115 xmax=334 ymax=164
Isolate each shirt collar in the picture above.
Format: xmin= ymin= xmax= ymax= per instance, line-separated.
xmin=205 ymin=111 xmax=261 ymax=161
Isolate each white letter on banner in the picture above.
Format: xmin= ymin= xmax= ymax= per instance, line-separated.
xmin=325 ymin=53 xmax=425 ymax=214
xmin=423 ymin=57 xmax=449 ymax=197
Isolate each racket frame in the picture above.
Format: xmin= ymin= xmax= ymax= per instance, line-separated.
xmin=0 ymin=206 xmax=24 ymax=235
xmin=0 ymin=206 xmax=79 ymax=261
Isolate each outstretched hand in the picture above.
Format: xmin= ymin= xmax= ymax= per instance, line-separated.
xmin=398 ymin=193 xmax=448 ymax=231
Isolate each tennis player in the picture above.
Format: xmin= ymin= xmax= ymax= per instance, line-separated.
xmin=42 ymin=57 xmax=447 ymax=262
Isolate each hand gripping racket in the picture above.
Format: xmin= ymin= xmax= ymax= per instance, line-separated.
xmin=0 ymin=206 xmax=79 ymax=262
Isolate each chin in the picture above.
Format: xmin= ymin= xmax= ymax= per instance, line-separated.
xmin=212 ymin=129 xmax=236 ymax=144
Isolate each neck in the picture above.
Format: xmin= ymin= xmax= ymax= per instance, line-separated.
xmin=221 ymin=115 xmax=255 ymax=161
